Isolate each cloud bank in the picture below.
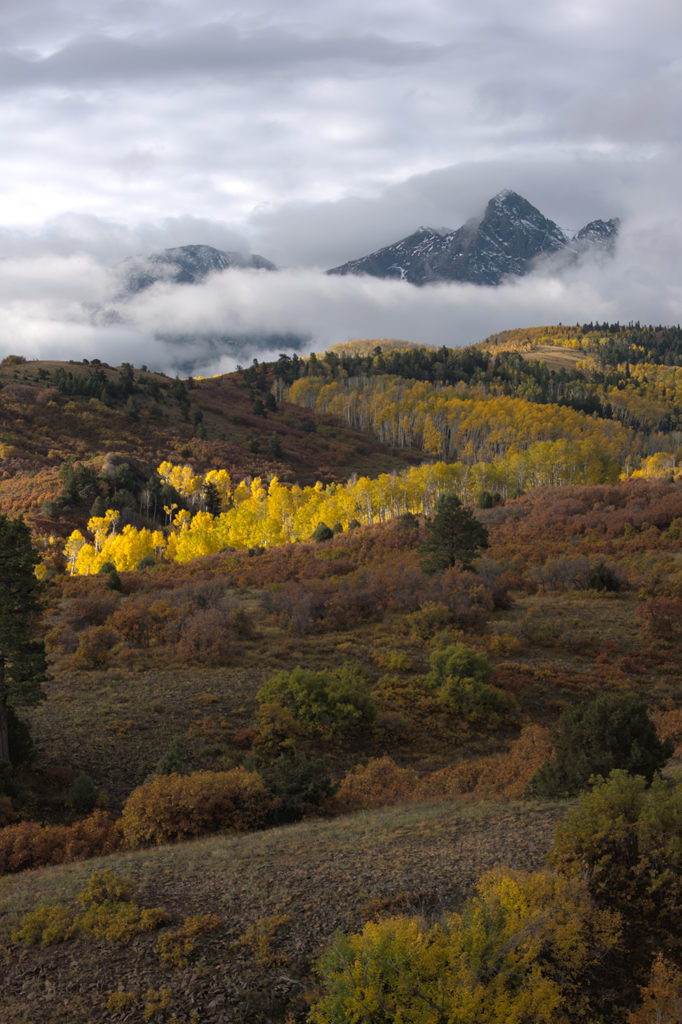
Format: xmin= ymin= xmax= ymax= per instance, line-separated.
xmin=1 ymin=208 xmax=680 ymax=378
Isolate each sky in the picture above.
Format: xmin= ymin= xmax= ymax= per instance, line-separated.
xmin=0 ymin=0 xmax=681 ymax=375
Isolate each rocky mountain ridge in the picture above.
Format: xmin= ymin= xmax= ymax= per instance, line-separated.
xmin=327 ymin=190 xmax=619 ymax=286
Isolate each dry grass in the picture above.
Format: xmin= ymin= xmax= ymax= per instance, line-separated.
xmin=519 ymin=344 xmax=590 ymax=370
xmin=0 ymin=795 xmax=566 ymax=1024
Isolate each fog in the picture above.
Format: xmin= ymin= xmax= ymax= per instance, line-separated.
xmin=1 ymin=206 xmax=680 ymax=377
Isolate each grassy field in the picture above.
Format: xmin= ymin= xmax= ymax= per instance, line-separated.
xmin=0 ymin=795 xmax=567 ymax=1024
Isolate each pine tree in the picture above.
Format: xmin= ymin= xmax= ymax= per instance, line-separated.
xmin=419 ymin=493 xmax=489 ymax=574
xmin=0 ymin=515 xmax=47 ymax=763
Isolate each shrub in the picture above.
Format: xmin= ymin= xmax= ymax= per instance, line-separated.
xmin=149 ymin=735 xmax=187 ymax=778
xmin=0 ymin=810 xmax=119 ymax=874
xmin=67 ymin=772 xmax=99 ymax=813
xmin=627 ymin=954 xmax=682 ymax=1024
xmin=405 ymin=601 xmax=452 ymax=641
xmin=550 ymin=772 xmax=682 ymax=992
xmin=312 ymin=522 xmax=334 ymax=543
xmin=333 ymin=756 xmax=417 ymax=812
xmin=235 ymin=909 xmax=291 ymax=968
xmin=257 ymin=663 xmax=376 ymax=742
xmin=12 ymin=869 xmax=168 ymax=947
xmin=64 ymin=593 xmax=117 ymax=629
xmin=531 ymin=693 xmax=673 ymax=799
xmin=588 ymin=561 xmax=622 ymax=591
xmin=11 ymin=903 xmax=77 ymax=946
xmin=418 ymin=724 xmax=553 ymax=801
xmin=638 ymin=597 xmax=682 ymax=640
xmin=256 ymin=748 xmax=336 ymax=823
xmin=70 ymin=625 xmax=117 ymax=669
xmin=119 ymin=768 xmax=271 ymax=847
xmin=426 ymin=643 xmax=507 ymax=720
xmin=148 ymin=599 xmax=182 ymax=645
xmin=110 ymin=601 xmax=151 ymax=647
xmin=310 ymin=869 xmax=620 ymax=1024
xmin=175 ymin=607 xmax=234 ymax=663
xmin=7 ymin=705 xmax=35 ymax=766
xmin=156 ymin=913 xmax=222 ymax=968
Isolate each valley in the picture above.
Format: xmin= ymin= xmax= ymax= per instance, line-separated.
xmin=0 ymin=323 xmax=681 ymax=1023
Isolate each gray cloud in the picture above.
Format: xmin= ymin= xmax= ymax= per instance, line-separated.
xmin=0 ymin=26 xmax=439 ymax=91
xmin=0 ymin=0 xmax=678 ymax=372
xmin=0 ymin=204 xmax=680 ymax=379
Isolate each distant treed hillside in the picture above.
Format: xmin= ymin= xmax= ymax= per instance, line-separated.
xmin=0 ymin=354 xmax=418 ymax=532
xmin=276 ymin=324 xmax=682 ymax=483
xmin=273 ymin=324 xmax=682 ymax=430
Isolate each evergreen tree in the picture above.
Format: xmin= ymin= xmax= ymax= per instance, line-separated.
xmin=532 ymin=693 xmax=672 ymax=798
xmin=419 ymin=493 xmax=489 ymax=574
xmin=0 ymin=515 xmax=47 ymax=763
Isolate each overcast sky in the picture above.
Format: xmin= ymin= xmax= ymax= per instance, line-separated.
xmin=0 ymin=0 xmax=681 ymax=374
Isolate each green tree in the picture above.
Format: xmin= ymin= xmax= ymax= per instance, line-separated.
xmin=312 ymin=522 xmax=334 ymax=543
xmin=531 ymin=693 xmax=672 ymax=799
xmin=0 ymin=515 xmax=47 ymax=763
xmin=419 ymin=494 xmax=488 ymax=575
xmin=254 ymin=747 xmax=335 ymax=823
xmin=268 ymin=432 xmax=283 ymax=458
xmin=550 ymin=771 xmax=682 ymax=1004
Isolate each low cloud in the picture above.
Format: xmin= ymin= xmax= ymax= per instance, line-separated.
xmin=0 ymin=210 xmax=680 ymax=379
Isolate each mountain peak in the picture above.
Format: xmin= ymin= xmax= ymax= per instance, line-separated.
xmin=123 ymin=243 xmax=276 ymax=292
xmin=328 ymin=192 xmax=614 ymax=286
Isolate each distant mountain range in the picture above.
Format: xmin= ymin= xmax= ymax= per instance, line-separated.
xmin=120 ymin=191 xmax=618 ymax=295
xmin=327 ymin=190 xmax=619 ymax=286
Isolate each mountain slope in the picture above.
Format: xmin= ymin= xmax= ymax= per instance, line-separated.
xmin=123 ymin=243 xmax=276 ymax=292
xmin=328 ymin=191 xmax=619 ymax=286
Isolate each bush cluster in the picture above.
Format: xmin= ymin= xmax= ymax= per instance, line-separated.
xmin=11 ymin=868 xmax=168 ymax=947
xmin=0 ymin=810 xmax=119 ymax=874
xmin=119 ymin=768 xmax=272 ymax=846
xmin=256 ymin=663 xmax=376 ymax=744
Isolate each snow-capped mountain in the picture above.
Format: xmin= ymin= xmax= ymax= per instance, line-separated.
xmin=123 ymin=244 xmax=276 ymax=292
xmin=327 ymin=191 xmax=619 ymax=286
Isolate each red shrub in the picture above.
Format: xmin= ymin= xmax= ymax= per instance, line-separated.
xmin=0 ymin=811 xmax=119 ymax=875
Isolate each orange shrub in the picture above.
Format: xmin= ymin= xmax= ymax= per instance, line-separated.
xmin=109 ymin=602 xmax=151 ymax=647
xmin=628 ymin=953 xmax=682 ymax=1024
xmin=0 ymin=810 xmax=119 ymax=875
xmin=64 ymin=593 xmax=118 ymax=630
xmin=332 ymin=756 xmax=418 ymax=813
xmin=417 ymin=725 xmax=552 ymax=801
xmin=70 ymin=625 xmax=117 ymax=669
xmin=652 ymin=707 xmax=682 ymax=757
xmin=119 ymin=768 xmax=272 ymax=847
xmin=638 ymin=598 xmax=682 ymax=641
xmin=175 ymin=608 xmax=234 ymax=662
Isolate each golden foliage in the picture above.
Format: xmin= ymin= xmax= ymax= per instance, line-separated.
xmin=119 ymin=768 xmax=272 ymax=847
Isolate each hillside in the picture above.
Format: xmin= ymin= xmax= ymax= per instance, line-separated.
xmin=0 ymin=797 xmax=565 ymax=1024
xmin=0 ymin=327 xmax=681 ymax=1023
xmin=0 ymin=354 xmax=419 ymax=538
